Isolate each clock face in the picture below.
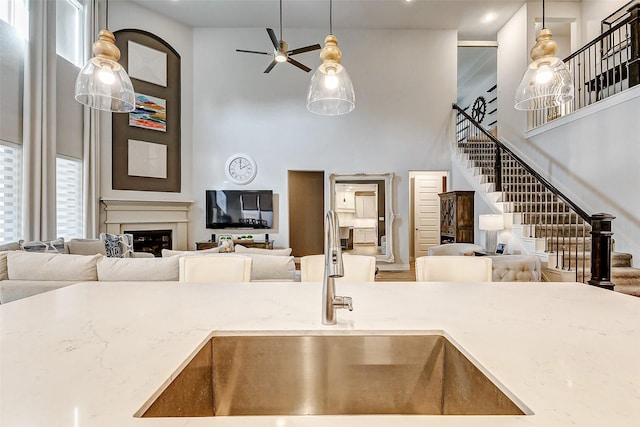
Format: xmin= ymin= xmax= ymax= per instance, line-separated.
xmin=225 ymin=154 xmax=257 ymax=184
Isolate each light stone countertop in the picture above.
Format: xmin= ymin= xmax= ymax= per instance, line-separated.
xmin=1 ymin=280 xmax=639 ymax=427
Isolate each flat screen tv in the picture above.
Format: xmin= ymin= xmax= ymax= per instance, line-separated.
xmin=206 ymin=190 xmax=273 ymax=229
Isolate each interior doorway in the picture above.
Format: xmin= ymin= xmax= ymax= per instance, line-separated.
xmin=288 ymin=170 xmax=324 ymax=257
xmin=410 ymin=171 xmax=448 ymax=261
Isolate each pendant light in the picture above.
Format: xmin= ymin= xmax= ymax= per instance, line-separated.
xmin=306 ymin=0 xmax=355 ymax=115
xmin=75 ymin=0 xmax=135 ymax=112
xmin=514 ymin=0 xmax=573 ymax=111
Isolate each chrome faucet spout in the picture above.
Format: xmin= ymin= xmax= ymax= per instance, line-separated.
xmin=322 ymin=211 xmax=353 ymax=325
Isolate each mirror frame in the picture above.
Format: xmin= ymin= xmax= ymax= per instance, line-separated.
xmin=329 ymin=172 xmax=395 ymax=263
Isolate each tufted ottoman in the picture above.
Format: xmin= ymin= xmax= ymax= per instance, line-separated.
xmin=488 ymin=255 xmax=542 ymax=282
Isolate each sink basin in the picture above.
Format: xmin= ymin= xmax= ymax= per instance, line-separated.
xmin=140 ymin=333 xmax=526 ymax=417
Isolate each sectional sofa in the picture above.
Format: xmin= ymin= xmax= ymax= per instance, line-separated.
xmin=0 ymin=244 xmax=297 ymax=304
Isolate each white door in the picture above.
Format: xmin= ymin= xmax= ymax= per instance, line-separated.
xmin=411 ymin=171 xmax=448 ymax=259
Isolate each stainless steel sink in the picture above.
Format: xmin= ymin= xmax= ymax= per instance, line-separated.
xmin=140 ymin=334 xmax=526 ymax=417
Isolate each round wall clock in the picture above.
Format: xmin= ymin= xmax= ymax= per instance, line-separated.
xmin=225 ymin=153 xmax=257 ymax=185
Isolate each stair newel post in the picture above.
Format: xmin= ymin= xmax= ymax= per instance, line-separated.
xmin=629 ymin=3 xmax=639 ymax=87
xmin=494 ymin=145 xmax=502 ymax=192
xmin=588 ymin=213 xmax=615 ymax=290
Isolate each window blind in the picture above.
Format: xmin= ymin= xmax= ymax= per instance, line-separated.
xmin=0 ymin=142 xmax=22 ymax=243
xmin=56 ymin=156 xmax=83 ymax=241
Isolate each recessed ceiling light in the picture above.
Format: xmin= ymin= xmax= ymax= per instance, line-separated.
xmin=482 ymin=13 xmax=497 ymax=23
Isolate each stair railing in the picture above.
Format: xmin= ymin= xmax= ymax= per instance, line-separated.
xmin=453 ymin=104 xmax=615 ymax=289
xmin=530 ymin=1 xmax=639 ymax=129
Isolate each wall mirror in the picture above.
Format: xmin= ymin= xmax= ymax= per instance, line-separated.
xmin=329 ymin=172 xmax=395 ymax=263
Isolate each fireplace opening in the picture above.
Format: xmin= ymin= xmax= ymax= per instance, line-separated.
xmin=127 ymin=230 xmax=172 ymax=257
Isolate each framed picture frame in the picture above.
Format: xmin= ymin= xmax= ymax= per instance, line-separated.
xmin=496 ymin=243 xmax=506 ymax=254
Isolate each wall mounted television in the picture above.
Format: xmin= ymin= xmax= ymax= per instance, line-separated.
xmin=205 ymin=190 xmax=273 ymax=229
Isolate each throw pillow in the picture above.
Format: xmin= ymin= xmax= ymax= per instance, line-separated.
xmin=19 ymin=238 xmax=66 ymax=254
xmin=234 ymin=245 xmax=292 ymax=256
xmin=99 ymin=233 xmax=134 ymax=258
xmin=68 ymin=239 xmax=107 ymax=256
xmin=161 ymin=247 xmax=220 ymax=257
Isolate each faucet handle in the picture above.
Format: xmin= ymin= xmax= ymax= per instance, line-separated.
xmin=334 ymin=296 xmax=353 ymax=311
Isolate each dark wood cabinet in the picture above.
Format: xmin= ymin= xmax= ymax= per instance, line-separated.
xmin=439 ymin=191 xmax=474 ymax=244
xmin=196 ymin=240 xmax=274 ymax=250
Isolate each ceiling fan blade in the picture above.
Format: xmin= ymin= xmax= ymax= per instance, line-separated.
xmin=288 ymin=44 xmax=321 ymax=56
xmin=264 ymin=60 xmax=278 ymax=73
xmin=287 ymin=57 xmax=311 ymax=73
xmin=266 ymin=28 xmax=280 ymax=50
xmin=236 ymin=49 xmax=271 ymax=55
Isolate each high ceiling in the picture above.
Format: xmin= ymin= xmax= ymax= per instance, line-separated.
xmin=126 ymin=0 xmax=533 ymax=40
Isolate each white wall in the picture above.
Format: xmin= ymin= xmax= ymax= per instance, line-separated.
xmin=581 ymin=0 xmax=629 ymax=43
xmin=497 ymin=4 xmax=529 ymax=145
xmin=524 ymin=88 xmax=640 ymax=263
xmin=0 ymin=20 xmax=23 ymax=145
xmin=191 ymin=28 xmax=457 ymax=267
xmin=103 ymin=2 xmax=194 ymax=203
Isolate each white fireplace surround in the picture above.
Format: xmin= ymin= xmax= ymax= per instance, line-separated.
xmin=101 ymin=199 xmax=192 ymax=251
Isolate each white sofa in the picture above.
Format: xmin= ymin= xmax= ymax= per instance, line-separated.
xmin=0 ymin=245 xmax=297 ymax=304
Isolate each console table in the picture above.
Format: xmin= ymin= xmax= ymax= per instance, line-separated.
xmin=196 ymin=240 xmax=274 ymax=250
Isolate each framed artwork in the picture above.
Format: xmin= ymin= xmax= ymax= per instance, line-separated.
xmin=129 ymin=94 xmax=167 ymax=132
xmin=128 ymin=41 xmax=167 ymax=87
xmin=112 ymin=29 xmax=181 ymax=192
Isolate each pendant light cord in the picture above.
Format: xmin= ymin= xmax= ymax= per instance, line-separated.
xmin=279 ymin=0 xmax=283 ymax=40
xmin=105 ymin=0 xmax=109 ymax=29
xmin=330 ymin=0 xmax=333 ymax=34
xmin=542 ymin=0 xmax=545 ymax=29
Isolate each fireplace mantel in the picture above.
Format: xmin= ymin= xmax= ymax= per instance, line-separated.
xmin=101 ymin=199 xmax=192 ymax=251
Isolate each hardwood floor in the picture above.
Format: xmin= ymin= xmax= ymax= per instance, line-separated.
xmin=375 ymin=264 xmax=415 ymax=282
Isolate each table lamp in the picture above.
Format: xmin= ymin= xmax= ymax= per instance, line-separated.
xmin=479 ymin=214 xmax=504 ymax=254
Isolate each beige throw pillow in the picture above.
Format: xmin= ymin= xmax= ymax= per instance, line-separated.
xmin=161 ymin=247 xmax=221 ymax=257
xmin=68 ymin=240 xmax=107 ymax=256
xmin=234 ymin=245 xmax=292 ymax=256
xmin=0 ymin=252 xmax=8 ymax=280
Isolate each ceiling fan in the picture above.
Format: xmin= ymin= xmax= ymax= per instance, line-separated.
xmin=236 ymin=0 xmax=321 ymax=73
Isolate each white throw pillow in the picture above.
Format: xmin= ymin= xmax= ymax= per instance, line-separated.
xmin=161 ymin=247 xmax=220 ymax=257
xmin=238 ymin=253 xmax=295 ymax=281
xmin=6 ymin=252 xmax=100 ymax=281
xmin=97 ymin=256 xmax=179 ymax=281
xmin=234 ymin=245 xmax=292 ymax=256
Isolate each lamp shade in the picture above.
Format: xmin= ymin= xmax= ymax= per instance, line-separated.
xmin=514 ymin=55 xmax=574 ymax=110
xmin=307 ymin=34 xmax=355 ymax=116
xmin=514 ymin=28 xmax=573 ymax=111
xmin=75 ymin=29 xmax=136 ymax=113
xmin=479 ymin=214 xmax=504 ymax=231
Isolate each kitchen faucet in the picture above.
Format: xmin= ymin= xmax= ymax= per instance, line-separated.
xmin=322 ymin=210 xmax=353 ymax=325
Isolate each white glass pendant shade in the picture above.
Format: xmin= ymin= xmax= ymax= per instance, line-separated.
xmin=514 ymin=28 xmax=574 ymax=111
xmin=307 ymin=62 xmax=355 ymax=115
xmin=75 ymin=29 xmax=135 ymax=113
xmin=307 ymin=34 xmax=355 ymax=115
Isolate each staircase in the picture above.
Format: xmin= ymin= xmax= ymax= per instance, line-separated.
xmin=453 ymin=106 xmax=640 ymax=296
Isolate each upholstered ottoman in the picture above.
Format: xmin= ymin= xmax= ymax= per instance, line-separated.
xmin=488 ymin=255 xmax=542 ymax=282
